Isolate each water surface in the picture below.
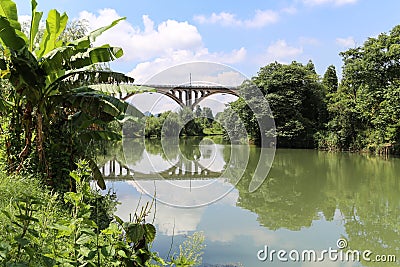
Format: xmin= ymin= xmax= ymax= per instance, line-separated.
xmin=99 ymin=137 xmax=400 ymax=267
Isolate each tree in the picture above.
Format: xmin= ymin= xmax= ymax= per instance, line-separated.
xmin=322 ymin=25 xmax=400 ymax=153
xmin=0 ymin=0 xmax=138 ymax=191
xmin=200 ymin=106 xmax=214 ymax=127
xmin=252 ymin=61 xmax=327 ymax=148
xmin=322 ymin=65 xmax=338 ymax=95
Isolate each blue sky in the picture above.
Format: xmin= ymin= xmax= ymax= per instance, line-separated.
xmin=11 ymin=0 xmax=400 ymax=113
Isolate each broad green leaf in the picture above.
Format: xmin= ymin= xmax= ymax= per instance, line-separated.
xmin=76 ymin=233 xmax=93 ymax=245
xmin=88 ymin=158 xmax=106 ymax=190
xmin=70 ymin=45 xmax=123 ymax=68
xmin=40 ymin=45 xmax=74 ymax=74
xmin=144 ymin=223 xmax=156 ymax=242
xmin=0 ymin=0 xmax=21 ymax=30
xmin=47 ymin=69 xmax=135 ymax=93
xmin=125 ymin=223 xmax=144 ymax=243
xmin=65 ymin=87 xmax=128 ymax=117
xmin=117 ymin=250 xmax=128 ymax=258
xmin=37 ymin=9 xmax=68 ymax=58
xmin=0 ymin=16 xmax=26 ymax=50
xmin=11 ymin=48 xmax=42 ymax=92
xmin=29 ymin=0 xmax=43 ymax=52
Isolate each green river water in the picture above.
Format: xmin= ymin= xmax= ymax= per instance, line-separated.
xmin=99 ymin=137 xmax=400 ymax=267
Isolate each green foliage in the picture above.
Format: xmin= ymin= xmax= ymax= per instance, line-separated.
xmin=0 ymin=0 xmax=135 ymax=191
xmin=0 ymin=162 xmax=204 ymax=267
xmin=171 ymin=232 xmax=206 ymax=267
xmin=322 ymin=65 xmax=338 ymax=95
xmin=219 ymin=61 xmax=327 ymax=147
xmin=319 ymin=25 xmax=400 ymax=154
xmin=0 ymin=163 xmax=205 ymax=267
xmin=126 ymin=107 xmax=218 ymax=138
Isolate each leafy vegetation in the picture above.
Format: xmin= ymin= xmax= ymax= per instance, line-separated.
xmin=318 ymin=25 xmax=400 ymax=154
xmin=218 ymin=27 xmax=400 ymax=154
xmin=0 ymin=161 xmax=205 ymax=266
xmin=123 ymin=106 xmax=220 ymax=138
xmin=0 ymin=1 xmax=204 ymax=266
xmin=218 ymin=61 xmax=326 ymax=147
xmin=0 ymin=0 xmax=135 ymax=192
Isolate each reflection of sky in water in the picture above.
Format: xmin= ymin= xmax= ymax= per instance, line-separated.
xmin=106 ymin=180 xmax=351 ymax=267
xmin=127 ymin=151 xmax=178 ymax=174
xmin=125 ymin=143 xmax=226 ymax=175
xmin=198 ymin=144 xmax=226 ymax=172
xmin=100 ymin=145 xmax=400 ymax=267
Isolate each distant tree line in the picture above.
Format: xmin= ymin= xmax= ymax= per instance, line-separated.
xmin=217 ymin=25 xmax=400 ymax=154
xmin=123 ymin=106 xmax=220 ymax=137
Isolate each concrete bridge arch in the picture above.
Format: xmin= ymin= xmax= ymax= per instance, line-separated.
xmin=121 ymin=84 xmax=239 ymax=110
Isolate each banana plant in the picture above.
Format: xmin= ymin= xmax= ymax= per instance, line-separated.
xmin=0 ymin=0 xmax=141 ymax=189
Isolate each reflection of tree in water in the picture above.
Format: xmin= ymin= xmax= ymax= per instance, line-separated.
xmin=235 ymin=149 xmax=329 ymax=231
xmin=122 ymin=138 xmax=145 ymax=164
xmin=323 ymin=154 xmax=400 ymax=266
xmin=234 ymin=149 xmax=400 ymax=265
xmin=95 ymin=141 xmax=131 ymax=167
xmin=179 ymin=137 xmax=201 ymax=161
xmin=99 ymin=138 xmax=400 ymax=263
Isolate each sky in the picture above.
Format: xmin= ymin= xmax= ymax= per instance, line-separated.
xmin=12 ymin=0 xmax=400 ymax=112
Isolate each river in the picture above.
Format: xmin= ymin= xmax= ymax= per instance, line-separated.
xmin=98 ymin=137 xmax=400 ymax=267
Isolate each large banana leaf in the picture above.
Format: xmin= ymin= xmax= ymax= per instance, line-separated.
xmin=88 ymin=158 xmax=105 ymax=190
xmin=37 ymin=9 xmax=68 ymax=58
xmin=70 ymin=45 xmax=123 ymax=69
xmin=29 ymin=0 xmax=43 ymax=52
xmin=47 ymin=70 xmax=135 ymax=94
xmin=0 ymin=16 xmax=26 ymax=50
xmin=68 ymin=87 xmax=128 ymax=113
xmin=77 ymin=130 xmax=122 ymax=144
xmin=40 ymin=46 xmax=74 ymax=74
xmin=11 ymin=48 xmax=44 ymax=94
xmin=0 ymin=0 xmax=20 ymax=30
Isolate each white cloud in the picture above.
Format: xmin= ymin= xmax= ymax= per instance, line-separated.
xmin=303 ymin=0 xmax=358 ymax=6
xmin=265 ymin=40 xmax=303 ymax=62
xmin=127 ymin=48 xmax=247 ymax=83
xmin=336 ymin=36 xmax=356 ymax=47
xmin=79 ymin=9 xmax=203 ymax=61
xmin=193 ymin=9 xmax=279 ymax=28
xmin=78 ymin=9 xmax=246 ymax=83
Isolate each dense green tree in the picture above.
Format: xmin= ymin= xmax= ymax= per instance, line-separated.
xmin=178 ymin=107 xmax=203 ymax=136
xmin=251 ymin=61 xmax=327 ymax=147
xmin=145 ymin=115 xmax=162 ymax=137
xmin=160 ymin=111 xmax=181 ymax=137
xmin=217 ymin=106 xmax=248 ymax=143
xmin=321 ymin=25 xmax=400 ymax=153
xmin=322 ymin=65 xmax=338 ymax=95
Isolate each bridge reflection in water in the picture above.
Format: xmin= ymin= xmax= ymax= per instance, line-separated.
xmin=99 ymin=137 xmax=233 ymax=181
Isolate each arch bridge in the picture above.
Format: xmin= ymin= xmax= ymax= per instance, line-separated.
xmin=119 ymin=84 xmax=239 ymax=109
xmin=100 ymin=158 xmax=222 ymax=180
